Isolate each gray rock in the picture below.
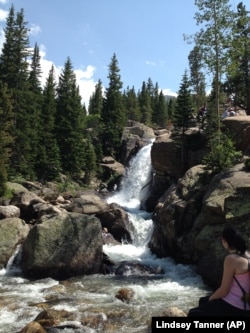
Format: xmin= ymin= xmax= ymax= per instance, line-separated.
xmin=0 ymin=218 xmax=30 ymax=269
xmin=21 ymin=212 xmax=103 ymax=280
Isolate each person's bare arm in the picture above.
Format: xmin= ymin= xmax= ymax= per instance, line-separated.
xmin=209 ymin=255 xmax=235 ymax=301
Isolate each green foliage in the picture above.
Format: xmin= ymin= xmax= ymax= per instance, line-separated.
xmin=138 ymin=81 xmax=153 ymax=126
xmin=0 ymin=82 xmax=14 ymax=196
xmin=202 ymin=131 xmax=242 ymax=174
xmin=224 ymin=2 xmax=250 ymax=114
xmin=192 ymin=0 xmax=234 ymax=121
xmin=0 ymin=3 xmax=249 ymax=190
xmin=173 ymin=70 xmax=193 ymax=131
xmin=37 ymin=65 xmax=61 ymax=181
xmin=56 ymin=57 xmax=86 ymax=175
xmin=123 ymin=86 xmax=141 ymax=122
xmin=88 ymin=79 xmax=103 ymax=116
xmin=100 ymin=53 xmax=126 ymax=159
xmin=244 ymin=158 xmax=250 ymax=171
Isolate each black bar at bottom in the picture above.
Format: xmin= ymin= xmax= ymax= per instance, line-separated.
xmin=151 ymin=317 xmax=250 ymax=332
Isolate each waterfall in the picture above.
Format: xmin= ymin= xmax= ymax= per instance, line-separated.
xmin=1 ymin=244 xmax=22 ymax=276
xmin=0 ymin=141 xmax=209 ymax=333
xmin=107 ymin=142 xmax=153 ymax=211
xmin=106 ymin=142 xmax=153 ymax=255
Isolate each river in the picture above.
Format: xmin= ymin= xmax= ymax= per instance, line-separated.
xmin=0 ymin=142 xmax=210 ymax=332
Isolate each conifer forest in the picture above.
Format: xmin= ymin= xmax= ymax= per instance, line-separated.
xmin=0 ymin=1 xmax=249 ymax=196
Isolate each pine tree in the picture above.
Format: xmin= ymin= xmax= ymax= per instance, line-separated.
xmin=28 ymin=43 xmax=43 ymax=178
xmin=87 ymin=79 xmax=103 ymax=145
xmin=0 ymin=82 xmax=14 ymax=195
xmin=0 ymin=6 xmax=30 ymax=89
xmin=88 ymin=79 xmax=103 ymax=116
xmin=188 ymin=46 xmax=207 ymax=115
xmin=100 ymin=53 xmax=125 ymax=159
xmin=150 ymin=81 xmax=160 ymax=124
xmin=167 ymin=97 xmax=176 ymax=122
xmin=82 ymin=134 xmax=97 ymax=184
xmin=193 ymin=0 xmax=234 ymax=130
xmin=56 ymin=57 xmax=86 ymax=176
xmin=0 ymin=6 xmax=35 ymax=178
xmin=37 ymin=65 xmax=61 ymax=181
xmin=224 ymin=2 xmax=250 ymax=114
xmin=28 ymin=43 xmax=42 ymax=94
xmin=156 ymin=90 xmax=168 ymax=128
xmin=173 ymin=70 xmax=193 ymax=172
xmin=123 ymin=86 xmax=140 ymax=122
xmin=138 ymin=81 xmax=152 ymax=125
xmin=173 ymin=71 xmax=192 ymax=131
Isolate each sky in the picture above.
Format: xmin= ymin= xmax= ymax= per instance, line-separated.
xmin=0 ymin=0 xmax=247 ymax=107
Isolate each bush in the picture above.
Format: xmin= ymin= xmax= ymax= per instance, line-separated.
xmin=244 ymin=158 xmax=250 ymax=171
xmin=202 ymin=131 xmax=242 ymax=174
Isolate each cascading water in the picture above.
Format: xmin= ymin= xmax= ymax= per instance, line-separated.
xmin=0 ymin=142 xmax=210 ymax=333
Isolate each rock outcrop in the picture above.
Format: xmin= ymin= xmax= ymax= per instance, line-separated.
xmin=0 ymin=218 xmax=30 ymax=269
xmin=21 ymin=212 xmax=103 ymax=280
xmin=222 ymin=116 xmax=250 ymax=154
xmin=149 ymin=163 xmax=250 ymax=287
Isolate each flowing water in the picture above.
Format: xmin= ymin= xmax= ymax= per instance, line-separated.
xmin=0 ymin=142 xmax=210 ymax=332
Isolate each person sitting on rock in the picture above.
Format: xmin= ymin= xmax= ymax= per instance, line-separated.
xmin=188 ymin=225 xmax=250 ymax=317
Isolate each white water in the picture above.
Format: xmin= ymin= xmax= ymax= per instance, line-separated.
xmin=105 ymin=141 xmax=207 ymax=295
xmin=0 ymin=142 xmax=210 ymax=332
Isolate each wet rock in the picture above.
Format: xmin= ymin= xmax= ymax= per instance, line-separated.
xmin=0 ymin=217 xmax=30 ymax=269
xmin=96 ymin=203 xmax=133 ymax=243
xmin=115 ymin=287 xmax=135 ymax=303
xmin=19 ymin=321 xmax=47 ymax=333
xmin=161 ymin=306 xmax=187 ymax=317
xmin=115 ymin=261 xmax=164 ymax=276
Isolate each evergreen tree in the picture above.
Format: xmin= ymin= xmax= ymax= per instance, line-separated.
xmin=123 ymin=86 xmax=140 ymax=122
xmin=188 ymin=46 xmax=206 ymax=115
xmin=138 ymin=81 xmax=152 ymax=125
xmin=193 ymin=0 xmax=234 ymax=130
xmin=56 ymin=57 xmax=86 ymax=175
xmin=167 ymin=97 xmax=176 ymax=122
xmin=86 ymin=79 xmax=103 ymax=145
xmin=28 ymin=43 xmax=43 ymax=178
xmin=224 ymin=2 xmax=250 ymax=114
xmin=37 ymin=65 xmax=61 ymax=181
xmin=88 ymin=79 xmax=103 ymax=116
xmin=202 ymin=130 xmax=242 ymax=174
xmin=0 ymin=6 xmax=35 ymax=178
xmin=100 ymin=53 xmax=125 ymax=159
xmin=28 ymin=43 xmax=42 ymax=94
xmin=173 ymin=70 xmax=193 ymax=172
xmin=151 ymin=82 xmax=160 ymax=126
xmin=0 ymin=82 xmax=14 ymax=195
xmin=156 ymin=90 xmax=168 ymax=128
xmin=173 ymin=71 xmax=192 ymax=131
xmin=82 ymin=134 xmax=97 ymax=184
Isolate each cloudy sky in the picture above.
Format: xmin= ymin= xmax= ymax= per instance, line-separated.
xmin=0 ymin=0 xmax=246 ymax=106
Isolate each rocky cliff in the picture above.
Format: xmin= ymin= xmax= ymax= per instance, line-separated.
xmin=148 ymin=116 xmax=250 ymax=287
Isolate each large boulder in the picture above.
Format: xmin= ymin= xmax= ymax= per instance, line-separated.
xmin=120 ymin=121 xmax=155 ymax=165
xmin=0 ymin=205 xmax=20 ymax=219
xmin=222 ymin=116 xmax=250 ymax=154
xmin=0 ymin=218 xmax=30 ymax=269
xmin=148 ymin=130 xmax=207 ymax=212
xmin=10 ymin=190 xmax=46 ymax=222
xmin=149 ymin=163 xmax=250 ymax=287
xmin=64 ymin=194 xmax=109 ymax=214
xmin=21 ymin=212 xmax=103 ymax=280
xmin=96 ymin=202 xmax=133 ymax=243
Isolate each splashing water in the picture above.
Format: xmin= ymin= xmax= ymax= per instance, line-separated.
xmin=0 ymin=141 xmax=210 ymax=333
